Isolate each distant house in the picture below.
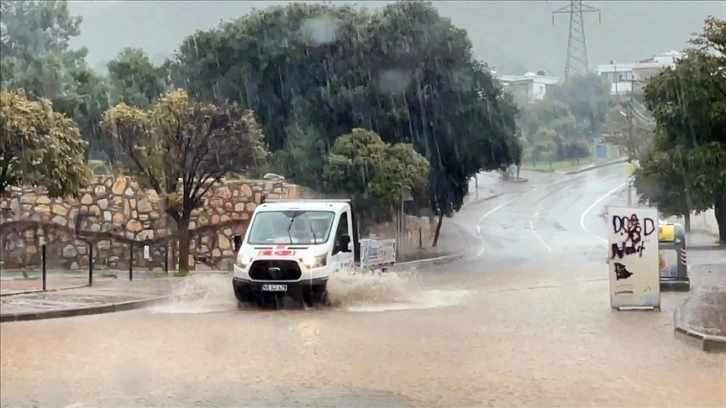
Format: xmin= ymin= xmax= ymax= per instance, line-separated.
xmin=632 ymin=51 xmax=681 ymax=81
xmin=495 ymin=72 xmax=560 ymax=104
xmin=597 ymin=51 xmax=681 ymax=95
xmin=596 ymin=63 xmax=635 ymax=95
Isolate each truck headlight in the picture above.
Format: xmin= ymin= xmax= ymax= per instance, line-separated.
xmin=235 ymin=254 xmax=251 ymax=269
xmin=302 ymin=254 xmax=327 ymax=269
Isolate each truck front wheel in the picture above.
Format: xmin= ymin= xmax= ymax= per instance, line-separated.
xmin=303 ymin=284 xmax=329 ymax=307
xmin=234 ymin=285 xmax=252 ymax=309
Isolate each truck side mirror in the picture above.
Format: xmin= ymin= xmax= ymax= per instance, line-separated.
xmin=233 ymin=235 xmax=242 ymax=252
xmin=339 ymin=234 xmax=351 ymax=253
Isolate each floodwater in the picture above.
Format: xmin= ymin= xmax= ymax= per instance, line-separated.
xmin=1 ymin=261 xmax=724 ymax=407
xmin=1 ymin=167 xmax=724 ymax=407
xmin=148 ymin=269 xmax=473 ymax=315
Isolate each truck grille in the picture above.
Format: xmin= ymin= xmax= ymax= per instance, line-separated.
xmin=248 ymin=260 xmax=302 ymax=281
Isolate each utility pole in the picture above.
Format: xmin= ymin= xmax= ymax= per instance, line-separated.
xmin=624 ymin=78 xmax=639 ymax=206
xmin=552 ymin=0 xmax=601 ymax=80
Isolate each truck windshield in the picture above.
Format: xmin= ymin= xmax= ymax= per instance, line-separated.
xmin=246 ymin=210 xmax=336 ymax=245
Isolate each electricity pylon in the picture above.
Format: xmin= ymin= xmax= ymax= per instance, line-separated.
xmin=552 ymin=0 xmax=601 ymax=80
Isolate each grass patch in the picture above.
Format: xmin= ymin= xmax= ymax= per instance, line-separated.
xmin=88 ymin=159 xmax=113 ymax=175
xmin=521 ymin=156 xmax=594 ymax=172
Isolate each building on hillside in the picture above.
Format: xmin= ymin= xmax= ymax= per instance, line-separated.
xmin=596 ymin=62 xmax=635 ymax=95
xmin=632 ymin=51 xmax=681 ymax=81
xmin=495 ymin=72 xmax=560 ymax=104
xmin=597 ymin=51 xmax=681 ymax=95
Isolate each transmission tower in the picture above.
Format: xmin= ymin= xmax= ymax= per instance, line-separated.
xmin=552 ymin=0 xmax=601 ymax=80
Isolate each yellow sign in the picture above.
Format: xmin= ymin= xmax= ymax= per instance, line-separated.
xmin=625 ymin=163 xmax=635 ymax=176
xmin=658 ymin=224 xmax=675 ymax=242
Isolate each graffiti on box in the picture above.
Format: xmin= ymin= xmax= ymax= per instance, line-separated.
xmin=610 ymin=214 xmax=656 ymax=260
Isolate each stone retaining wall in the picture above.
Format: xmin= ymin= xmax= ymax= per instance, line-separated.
xmin=0 ymin=176 xmax=304 ymax=271
xmin=0 ymin=177 xmax=436 ymax=271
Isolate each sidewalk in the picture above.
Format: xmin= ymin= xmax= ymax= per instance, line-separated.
xmin=0 ymin=278 xmax=197 ymax=323
xmin=674 ymin=261 xmax=726 ymax=352
xmin=0 ymin=273 xmax=119 ymax=296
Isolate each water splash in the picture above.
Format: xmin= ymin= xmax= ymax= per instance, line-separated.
xmin=149 ymin=267 xmax=470 ymax=314
xmin=150 ymin=273 xmax=235 ymax=314
xmin=326 ymin=267 xmax=420 ymax=307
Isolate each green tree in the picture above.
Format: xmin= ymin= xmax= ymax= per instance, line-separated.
xmin=0 ymin=0 xmax=111 ymax=160
xmin=637 ymin=17 xmax=726 ymax=245
xmin=602 ymin=102 xmax=655 ymax=162
xmin=533 ymin=127 xmax=558 ymax=168
xmin=0 ymin=89 xmax=92 ymax=197
xmin=323 ymin=128 xmax=429 ymax=226
xmin=107 ymin=47 xmax=168 ymax=109
xmin=517 ymin=98 xmax=590 ymax=162
xmin=102 ymin=90 xmax=269 ymax=271
xmin=546 ymin=72 xmax=612 ymax=139
xmin=169 ymin=1 xmax=521 ymax=245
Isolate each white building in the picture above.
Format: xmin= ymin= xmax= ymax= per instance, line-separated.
xmin=632 ymin=51 xmax=681 ymax=81
xmin=597 ymin=51 xmax=681 ymax=95
xmin=596 ymin=63 xmax=635 ymax=95
xmin=496 ymin=72 xmax=560 ymax=104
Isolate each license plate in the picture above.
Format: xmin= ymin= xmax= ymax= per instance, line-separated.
xmin=261 ymin=284 xmax=287 ymax=292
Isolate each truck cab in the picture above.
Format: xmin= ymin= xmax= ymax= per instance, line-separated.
xmin=232 ymin=198 xmax=394 ymax=307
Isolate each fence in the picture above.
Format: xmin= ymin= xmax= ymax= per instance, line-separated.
xmin=0 ymin=216 xmax=249 ymax=294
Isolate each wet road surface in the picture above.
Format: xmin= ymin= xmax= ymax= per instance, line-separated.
xmin=2 ymin=164 xmax=725 ymax=407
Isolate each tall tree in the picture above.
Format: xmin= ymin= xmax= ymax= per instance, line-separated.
xmin=546 ymin=72 xmax=612 ymax=139
xmin=637 ymin=17 xmax=726 ymax=245
xmin=602 ymin=102 xmax=656 ymax=162
xmin=0 ymin=89 xmax=92 ymax=197
xmin=168 ymin=1 xmax=521 ymax=245
xmin=0 ymin=0 xmax=110 ymax=159
xmin=107 ymin=47 xmax=168 ymax=109
xmin=102 ymin=90 xmax=269 ymax=271
xmin=323 ymin=128 xmax=429 ymax=226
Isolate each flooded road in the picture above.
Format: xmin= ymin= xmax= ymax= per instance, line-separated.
xmin=1 ymin=165 xmax=724 ymax=407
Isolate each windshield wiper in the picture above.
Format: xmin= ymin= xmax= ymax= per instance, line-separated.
xmin=309 ymin=222 xmax=318 ymax=244
xmin=286 ymin=213 xmax=298 ymax=244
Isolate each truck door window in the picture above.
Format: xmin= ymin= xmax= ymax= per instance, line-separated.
xmin=333 ymin=212 xmax=349 ymax=254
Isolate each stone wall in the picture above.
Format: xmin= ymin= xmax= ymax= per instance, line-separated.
xmin=0 ymin=176 xmax=304 ymax=271
xmin=0 ymin=177 xmax=436 ymax=271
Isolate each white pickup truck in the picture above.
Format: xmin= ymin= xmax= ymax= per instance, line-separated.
xmin=232 ymin=198 xmax=396 ymax=307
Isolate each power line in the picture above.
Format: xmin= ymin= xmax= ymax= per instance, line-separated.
xmin=552 ymin=0 xmax=601 ymax=80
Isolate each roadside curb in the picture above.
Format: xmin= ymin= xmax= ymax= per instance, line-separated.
xmin=673 ymin=300 xmax=726 ymax=353
xmin=561 ymin=158 xmax=629 ymax=175
xmin=464 ymin=192 xmax=504 ymax=207
xmin=0 ymin=295 xmax=172 ymax=323
xmin=389 ymin=252 xmax=467 ymax=272
xmin=0 ymin=289 xmax=208 ymax=323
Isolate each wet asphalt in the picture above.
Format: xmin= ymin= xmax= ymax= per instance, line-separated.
xmin=1 ymin=163 xmax=724 ymax=408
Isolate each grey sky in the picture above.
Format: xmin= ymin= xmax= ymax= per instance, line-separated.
xmin=67 ymin=0 xmax=726 ymax=77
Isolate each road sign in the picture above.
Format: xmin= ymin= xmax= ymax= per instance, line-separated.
xmin=143 ymin=245 xmax=151 ymax=260
xmin=625 ymin=163 xmax=635 ymax=176
xmin=607 ymin=206 xmax=661 ymax=310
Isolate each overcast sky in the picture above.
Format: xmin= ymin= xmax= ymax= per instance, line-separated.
xmin=67 ymin=0 xmax=726 ymax=77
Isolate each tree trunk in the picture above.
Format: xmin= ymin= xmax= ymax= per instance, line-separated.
xmin=715 ymin=194 xmax=726 ymax=247
xmin=684 ymin=213 xmax=691 ymax=233
xmin=432 ymin=212 xmax=444 ymax=248
xmin=177 ymin=217 xmax=192 ymax=273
